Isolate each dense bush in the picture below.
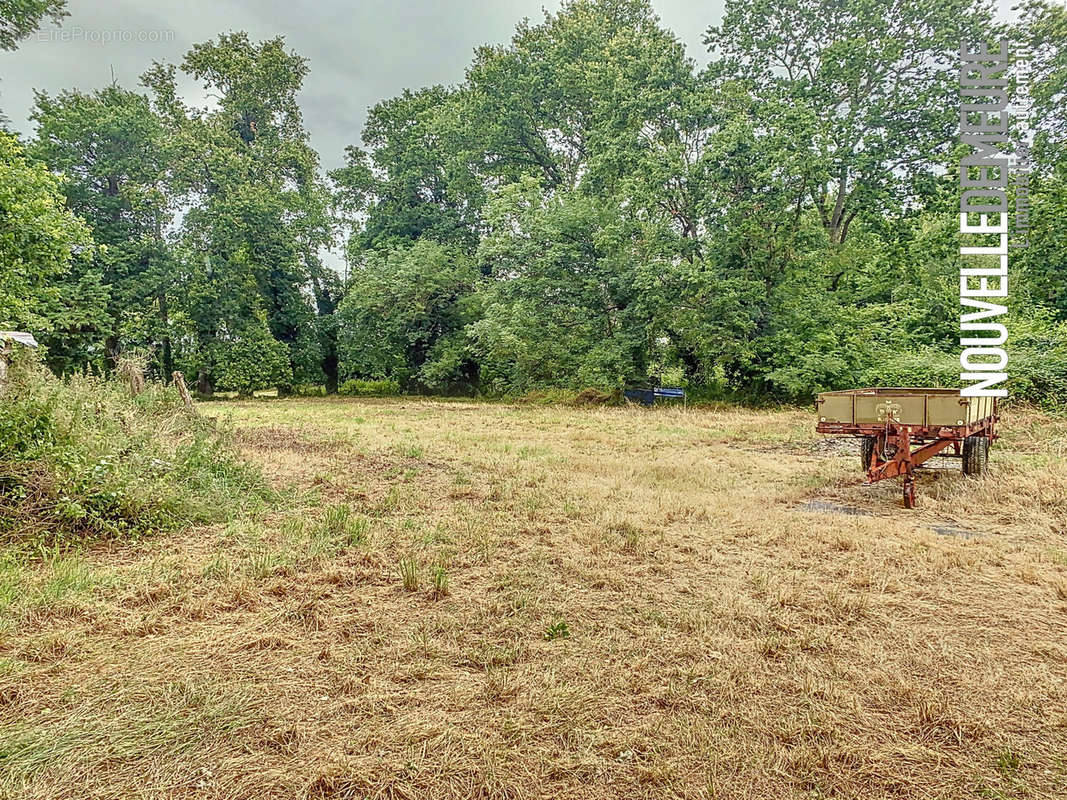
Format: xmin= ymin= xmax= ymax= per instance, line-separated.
xmin=336 ymin=241 xmax=480 ymax=393
xmin=0 ymin=356 xmax=268 ymax=543
xmin=208 ymin=322 xmax=293 ymax=397
xmin=515 ymin=388 xmax=617 ymax=405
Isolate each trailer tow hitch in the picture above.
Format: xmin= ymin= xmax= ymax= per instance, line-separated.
xmin=862 ymin=420 xmax=954 ymax=508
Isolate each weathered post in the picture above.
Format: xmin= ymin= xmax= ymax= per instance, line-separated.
xmin=172 ymin=371 xmax=195 ymax=411
xmin=118 ymin=357 xmax=146 ymax=396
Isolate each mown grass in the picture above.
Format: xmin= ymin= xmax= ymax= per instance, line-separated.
xmin=0 ymin=396 xmax=1065 ymax=799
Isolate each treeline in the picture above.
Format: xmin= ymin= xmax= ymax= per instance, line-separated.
xmin=3 ymin=0 xmax=1067 ymax=403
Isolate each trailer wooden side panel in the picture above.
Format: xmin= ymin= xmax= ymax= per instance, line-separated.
xmin=927 ymin=393 xmax=964 ymax=426
xmin=815 ymin=387 xmax=997 ymax=429
xmin=819 ymin=393 xmax=854 ymax=423
xmin=854 ymin=394 xmax=925 ymax=424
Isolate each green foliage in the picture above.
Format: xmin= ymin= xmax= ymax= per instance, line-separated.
xmin=464 ymin=0 xmax=695 ymax=194
xmin=543 ymin=619 xmax=571 ymax=640
xmin=518 ymin=387 xmax=615 ymax=405
xmin=398 ymin=557 xmax=419 ymax=592
xmin=0 ymin=356 xmax=267 ymax=543
xmin=331 ymin=86 xmax=481 ymax=251
xmin=311 ymin=504 xmax=368 ymax=550
xmin=707 ymin=0 xmax=1000 ymax=245
xmin=210 ymin=320 xmax=292 ymax=397
xmin=337 ymin=240 xmax=480 ymax=391
xmin=30 ymin=85 xmax=172 ymax=375
xmin=969 ymin=313 xmax=1067 ymax=408
xmin=430 ymin=565 xmax=449 ymax=599
xmin=471 ymin=180 xmax=651 ymax=393
xmin=0 ymin=0 xmax=67 ymax=51
xmin=5 ymin=1 xmax=1065 ymax=407
xmin=0 ymin=132 xmax=102 ymax=343
xmin=1014 ymin=1 xmax=1067 ymax=165
xmin=323 ymin=0 xmax=1061 ymax=405
xmin=1016 ymin=173 xmax=1067 ymax=317
xmin=142 ymin=33 xmax=336 ymax=396
xmin=859 ymin=348 xmax=961 ymax=392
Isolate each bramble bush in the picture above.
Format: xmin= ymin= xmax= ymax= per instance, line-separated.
xmin=0 ymin=354 xmax=269 ymax=543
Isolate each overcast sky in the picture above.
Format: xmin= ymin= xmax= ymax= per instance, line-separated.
xmin=1 ymin=0 xmax=724 ymax=171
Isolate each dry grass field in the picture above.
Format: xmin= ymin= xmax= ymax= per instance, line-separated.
xmin=1 ymin=398 xmax=1066 ymax=799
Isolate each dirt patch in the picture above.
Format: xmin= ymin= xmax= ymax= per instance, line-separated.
xmin=930 ymin=524 xmax=987 ymax=540
xmin=795 ymin=499 xmax=874 ymax=516
xmin=811 ymin=436 xmax=861 ymax=456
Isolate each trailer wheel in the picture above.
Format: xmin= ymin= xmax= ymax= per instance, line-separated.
xmin=860 ymin=436 xmax=877 ymax=470
xmin=962 ymin=435 xmax=989 ymax=476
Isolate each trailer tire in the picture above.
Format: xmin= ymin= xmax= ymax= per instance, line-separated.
xmin=860 ymin=436 xmax=877 ymax=470
xmin=962 ymin=435 xmax=989 ymax=476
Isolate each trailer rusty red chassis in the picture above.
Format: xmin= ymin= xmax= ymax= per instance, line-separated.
xmin=815 ymin=388 xmax=999 ymax=508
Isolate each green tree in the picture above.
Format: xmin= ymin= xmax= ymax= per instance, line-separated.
xmin=331 ymin=87 xmax=482 ymax=252
xmin=336 ymin=240 xmax=481 ymax=391
xmin=463 ymin=0 xmax=696 ymax=195
xmin=1016 ymin=174 xmax=1067 ymax=317
xmin=0 ymin=130 xmax=105 ymax=369
xmin=0 ymin=0 xmax=66 ymax=51
xmin=31 ymin=85 xmax=174 ymax=374
xmin=1014 ymin=0 xmax=1067 ymax=166
xmin=706 ymin=0 xmax=1000 ymax=246
xmin=210 ymin=315 xmax=292 ymax=397
xmin=470 ymin=178 xmax=653 ymax=392
xmin=143 ymin=34 xmax=335 ymax=394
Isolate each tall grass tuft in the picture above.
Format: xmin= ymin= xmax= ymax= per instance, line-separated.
xmin=0 ymin=357 xmax=269 ymax=544
xmin=308 ymin=504 xmax=368 ymax=557
xmin=398 ymin=557 xmax=419 ymax=592
xmin=430 ymin=565 xmax=449 ymax=599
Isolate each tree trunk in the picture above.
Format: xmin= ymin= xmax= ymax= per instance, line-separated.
xmin=196 ymin=368 xmax=213 ymax=397
xmin=0 ymin=339 xmax=11 ymax=396
xmin=679 ymin=346 xmax=701 ymax=384
xmin=310 ymin=273 xmax=340 ymax=395
xmin=323 ymin=351 xmax=338 ymax=394
xmin=159 ymin=293 xmax=173 ymax=377
xmin=105 ymin=334 xmax=121 ymax=373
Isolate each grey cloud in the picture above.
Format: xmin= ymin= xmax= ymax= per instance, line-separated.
xmin=1 ymin=0 xmax=721 ymax=170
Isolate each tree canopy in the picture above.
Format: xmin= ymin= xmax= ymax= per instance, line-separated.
xmin=5 ymin=0 xmax=1065 ymax=404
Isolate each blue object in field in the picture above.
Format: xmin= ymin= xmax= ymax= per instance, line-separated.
xmin=624 ymin=387 xmax=685 ymax=406
xmin=655 ymin=387 xmax=685 ymax=400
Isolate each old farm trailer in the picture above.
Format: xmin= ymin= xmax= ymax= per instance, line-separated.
xmin=815 ymin=388 xmax=998 ymax=508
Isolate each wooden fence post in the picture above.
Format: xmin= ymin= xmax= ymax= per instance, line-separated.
xmin=118 ymin=357 xmax=146 ymax=396
xmin=172 ymin=371 xmax=195 ymax=411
